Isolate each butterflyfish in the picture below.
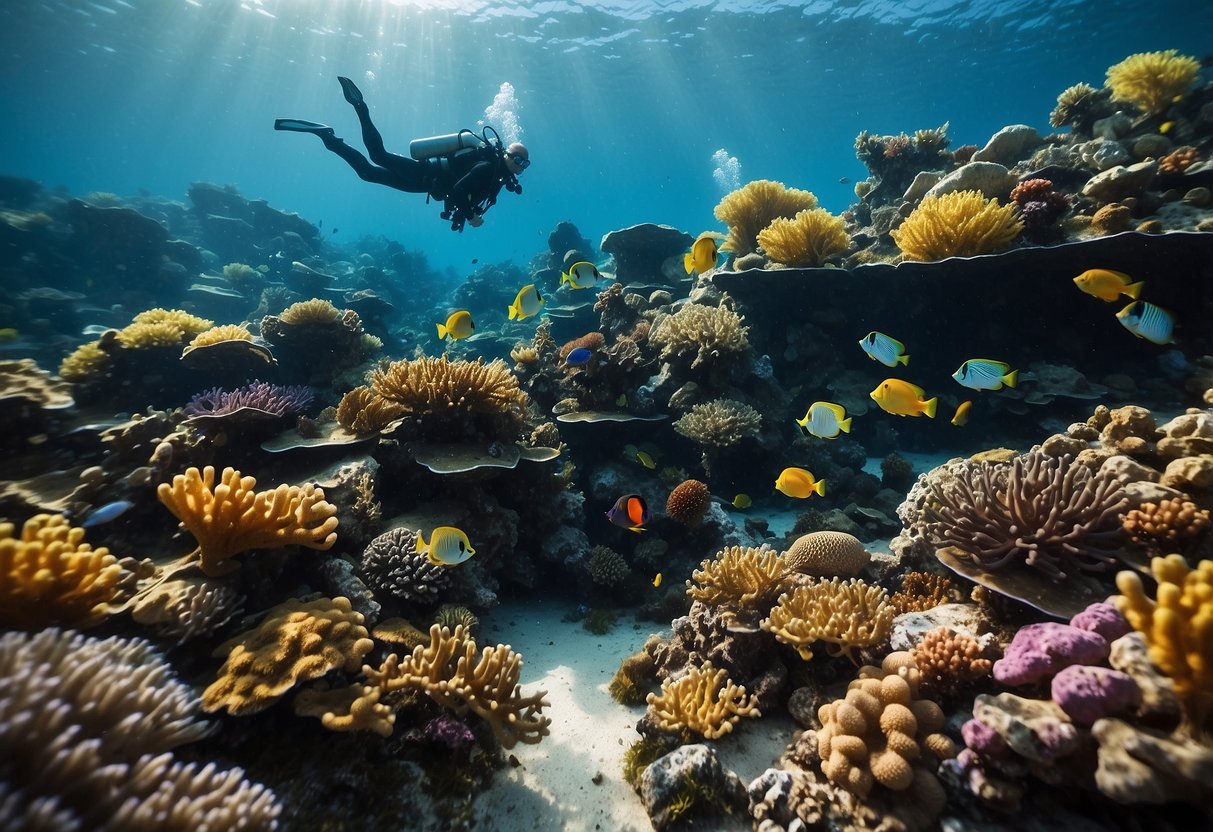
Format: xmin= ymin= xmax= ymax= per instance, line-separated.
xmin=684 ymin=234 xmax=720 ymax=275
xmin=775 ymin=467 xmax=826 ymax=499
xmin=859 ymin=331 xmax=909 ymax=367
xmin=416 ymin=526 xmax=476 ymax=567
xmin=635 ymin=450 xmax=656 ymax=469
xmin=561 ymin=261 xmax=601 ymax=289
xmin=951 ymin=400 xmax=972 ymax=426
xmin=508 ymin=284 xmax=545 ymax=320
xmin=437 ymin=310 xmax=475 ymax=340
xmin=1072 ymin=269 xmax=1144 ymax=302
xmin=653 ymin=572 xmax=663 ymax=588
xmin=564 ymin=347 xmax=595 ymax=366
xmin=795 ymin=401 xmax=852 ymax=439
xmin=606 ymin=494 xmax=649 ymax=532
xmin=1117 ymin=301 xmax=1175 ymax=345
xmin=731 ymin=493 xmax=752 ymax=509
xmin=952 ymin=359 xmax=1018 ymax=391
xmin=869 ymin=379 xmax=937 ymax=418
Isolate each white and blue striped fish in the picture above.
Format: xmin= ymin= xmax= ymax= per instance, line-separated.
xmin=795 ymin=401 xmax=853 ymax=439
xmin=952 ymin=359 xmax=1018 ymax=391
xmin=858 ymin=331 xmax=909 ymax=367
xmin=1116 ymin=301 xmax=1174 ymax=345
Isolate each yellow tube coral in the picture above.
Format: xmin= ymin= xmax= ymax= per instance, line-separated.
xmin=891 ymin=190 xmax=1023 ymax=261
xmin=646 ymin=662 xmax=761 ymax=739
xmin=714 ymin=180 xmax=818 ymax=256
xmin=157 ymin=466 xmax=338 ymax=577
xmin=1106 ymin=50 xmax=1200 ymax=114
xmin=757 ymin=207 xmax=850 ymax=267
xmin=763 ymin=578 xmax=894 ymax=662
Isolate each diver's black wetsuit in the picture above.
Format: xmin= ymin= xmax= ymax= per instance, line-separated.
xmin=322 ymin=98 xmax=514 ymax=231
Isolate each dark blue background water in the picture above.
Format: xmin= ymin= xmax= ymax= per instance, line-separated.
xmin=2 ymin=1 xmax=1209 ymax=277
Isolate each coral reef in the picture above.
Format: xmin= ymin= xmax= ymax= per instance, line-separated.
xmin=649 ymin=303 xmax=749 ymax=370
xmin=890 ymin=190 xmax=1023 ymax=261
xmin=687 ymin=545 xmax=786 ymax=626
xmin=645 ymin=661 xmax=761 ymax=739
xmin=756 ymin=207 xmax=850 ymax=267
xmin=665 ymin=479 xmax=711 ymax=526
xmin=782 ymin=531 xmax=870 ymax=578
xmin=1105 ymin=49 xmax=1200 ymax=114
xmin=358 ymin=526 xmax=452 ymax=604
xmin=714 ymin=179 xmax=818 ymax=256
xmin=762 ymin=578 xmax=894 ymax=662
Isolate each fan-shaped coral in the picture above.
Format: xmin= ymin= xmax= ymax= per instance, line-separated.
xmin=666 ymin=479 xmax=712 ymax=526
xmin=714 ymin=179 xmax=818 ymax=256
xmin=762 ymin=578 xmax=894 ymax=662
xmin=1105 ymin=50 xmax=1200 ymax=114
xmin=650 ymin=302 xmax=749 ymax=370
xmin=756 ymin=207 xmax=850 ymax=267
xmin=891 ymin=190 xmax=1023 ymax=261
xmin=646 ymin=661 xmax=761 ymax=739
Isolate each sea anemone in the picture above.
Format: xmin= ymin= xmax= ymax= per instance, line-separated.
xmin=1105 ymin=49 xmax=1200 ymax=115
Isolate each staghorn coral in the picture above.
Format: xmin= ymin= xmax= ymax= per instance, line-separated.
xmin=358 ymin=526 xmax=452 ymax=604
xmin=157 ymin=465 xmax=339 ymax=578
xmin=1158 ymin=146 xmax=1202 ymax=176
xmin=204 ymin=596 xmax=374 ymax=715
xmin=762 ymin=578 xmax=894 ymax=662
xmin=278 ymin=297 xmax=341 ymax=325
xmin=910 ymin=626 xmax=993 ymax=697
xmin=891 ymin=190 xmax=1023 ymax=261
xmin=666 ymin=479 xmax=711 ymax=526
xmin=1115 ymin=555 xmax=1213 ymax=736
xmin=335 ymin=384 xmax=406 ymax=434
xmin=1122 ymin=499 xmax=1210 ymax=551
xmin=0 ymin=514 xmax=125 ymax=627
xmin=184 ymin=381 xmax=313 ymax=419
xmin=782 ymin=531 xmax=870 ymax=579
xmin=650 ymin=302 xmax=749 ymax=370
xmin=1106 ymin=50 xmax=1200 ymax=114
xmin=890 ymin=571 xmax=960 ymax=615
xmin=673 ymin=398 xmax=761 ymax=446
xmin=687 ymin=544 xmax=786 ymax=625
xmin=58 ymin=340 xmax=110 ymax=382
xmin=922 ymin=451 xmax=1127 ymax=580
xmin=756 ymin=207 xmax=850 ymax=267
xmin=646 ymin=661 xmax=761 ymax=739
xmin=586 ymin=545 xmax=630 ymax=587
xmin=714 ymin=179 xmax=818 ymax=256
xmin=1049 ymin=82 xmax=1113 ymax=131
xmin=0 ymin=628 xmax=279 ymax=831
xmin=189 ymin=324 xmax=253 ymax=346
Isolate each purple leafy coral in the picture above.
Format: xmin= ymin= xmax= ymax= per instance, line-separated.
xmin=184 ymin=381 xmax=313 ymax=418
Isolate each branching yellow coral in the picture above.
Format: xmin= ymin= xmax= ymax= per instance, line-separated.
xmin=646 ymin=662 xmax=761 ymax=739
xmin=757 ymin=208 xmax=850 ymax=267
xmin=0 ymin=514 xmax=125 ymax=627
xmin=890 ymin=190 xmax=1023 ymax=261
xmin=763 ymin=578 xmax=894 ymax=662
xmin=335 ymin=385 xmax=406 ymax=434
xmin=1106 ymin=50 xmax=1200 ymax=114
xmin=714 ymin=180 xmax=819 ymax=256
xmin=1115 ymin=555 xmax=1213 ymax=736
xmin=279 ymin=298 xmax=341 ymax=325
xmin=189 ymin=324 xmax=253 ymax=347
xmin=649 ymin=303 xmax=749 ymax=369
xmin=156 ymin=466 xmax=338 ymax=577
xmin=687 ymin=545 xmax=787 ymax=623
xmin=58 ymin=341 xmax=110 ymax=382
xmin=203 ymin=596 xmax=373 ymax=715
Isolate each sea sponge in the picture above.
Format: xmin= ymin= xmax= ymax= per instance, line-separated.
xmin=649 ymin=302 xmax=750 ymax=369
xmin=666 ymin=479 xmax=712 ymax=526
xmin=58 ymin=340 xmax=110 ymax=382
xmin=646 ymin=661 xmax=761 ymax=739
xmin=782 ymin=531 xmax=870 ymax=578
xmin=335 ymin=384 xmax=407 ymax=434
xmin=279 ymin=297 xmax=341 ymax=325
xmin=586 ymin=545 xmax=631 ymax=587
xmin=157 ymin=465 xmax=339 ymax=577
xmin=1122 ymin=498 xmax=1210 ymax=550
xmin=1091 ymin=202 xmax=1133 ymax=235
xmin=0 ymin=514 xmax=125 ymax=628
xmin=1159 ymin=146 xmax=1203 ymax=176
xmin=672 ymin=398 xmax=761 ymax=447
xmin=687 ymin=544 xmax=786 ymax=624
xmin=910 ymin=626 xmax=993 ymax=697
xmin=189 ymin=324 xmax=254 ymax=346
xmin=358 ymin=526 xmax=452 ymax=604
xmin=203 ymin=596 xmax=374 ymax=715
xmin=1106 ymin=50 xmax=1200 ymax=114
xmin=756 ymin=207 xmax=850 ymax=267
xmin=762 ymin=578 xmax=894 ymax=662
xmin=891 ymin=190 xmax=1023 ymax=261
xmin=714 ymin=179 xmax=818 ymax=256
xmin=889 ymin=571 xmax=959 ymax=614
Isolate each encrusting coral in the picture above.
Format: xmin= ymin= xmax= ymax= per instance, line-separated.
xmin=687 ymin=545 xmax=787 ymax=625
xmin=650 ymin=302 xmax=750 ymax=370
xmin=204 ymin=596 xmax=374 ymax=716
xmin=1105 ymin=49 xmax=1200 ymax=114
xmin=890 ymin=190 xmax=1023 ymax=261
xmin=714 ymin=179 xmax=818 ymax=256
xmin=158 ymin=465 xmax=339 ymax=577
xmin=646 ymin=661 xmax=761 ymax=739
xmin=0 ymin=513 xmax=126 ymax=627
xmin=756 ymin=207 xmax=850 ymax=267
xmin=762 ymin=578 xmax=894 ymax=662
xmin=782 ymin=531 xmax=870 ymax=578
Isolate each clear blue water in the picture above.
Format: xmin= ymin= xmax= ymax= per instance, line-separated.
xmin=2 ymin=0 xmax=1209 ymax=276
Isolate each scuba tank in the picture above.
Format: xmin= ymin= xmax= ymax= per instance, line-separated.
xmin=409 ymin=129 xmax=485 ymax=161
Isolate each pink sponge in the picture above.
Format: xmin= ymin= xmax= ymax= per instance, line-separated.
xmin=1051 ymin=664 xmax=1141 ymax=726
xmin=992 ymin=622 xmax=1109 ymax=686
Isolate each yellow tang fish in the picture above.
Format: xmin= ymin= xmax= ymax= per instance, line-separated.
xmin=870 ymin=379 xmax=937 ymax=418
xmin=859 ymin=331 xmax=909 ymax=367
xmin=952 ymin=359 xmax=1018 ymax=391
xmin=684 ymin=235 xmax=719 ymax=274
xmin=1117 ymin=301 xmax=1175 ymax=345
xmin=731 ymin=493 xmax=752 ymax=509
xmin=436 ymin=310 xmax=475 ymax=340
xmin=1072 ymin=269 xmax=1144 ymax=302
xmin=508 ymin=284 xmax=545 ymax=320
xmin=652 ymin=572 xmax=663 ymax=588
xmin=416 ymin=526 xmax=476 ymax=567
xmin=561 ymin=261 xmax=601 ymax=289
xmin=795 ymin=401 xmax=852 ymax=439
xmin=1160 ymin=121 xmax=1174 ymax=134
xmin=775 ymin=467 xmax=826 ymax=499
xmin=951 ymin=400 xmax=972 ymax=426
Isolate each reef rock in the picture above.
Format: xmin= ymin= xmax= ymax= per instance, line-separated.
xmin=924 ymin=161 xmax=1017 ymax=201
xmin=639 ymin=744 xmax=748 ymax=830
xmin=600 ymin=223 xmax=694 ymax=285
xmin=1081 ymin=160 xmax=1159 ymax=204
xmin=972 ymin=124 xmax=1042 ymax=166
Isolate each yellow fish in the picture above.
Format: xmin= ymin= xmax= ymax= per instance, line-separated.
xmin=684 ymin=235 xmax=719 ymax=274
xmin=795 ymin=401 xmax=852 ymax=439
xmin=560 ymin=261 xmax=601 ymax=289
xmin=635 ymin=450 xmax=656 ymax=469
xmin=951 ymin=400 xmax=972 ymax=426
xmin=1117 ymin=301 xmax=1175 ymax=345
xmin=1160 ymin=121 xmax=1174 ymax=134
xmin=416 ymin=526 xmax=476 ymax=567
xmin=508 ymin=284 xmax=545 ymax=320
xmin=652 ymin=572 xmax=663 ymax=588
xmin=775 ymin=467 xmax=826 ymax=499
xmin=870 ymin=379 xmax=937 ymax=418
xmin=1072 ymin=269 xmax=1144 ymax=302
xmin=731 ymin=493 xmax=752 ymax=509
xmin=436 ymin=310 xmax=475 ymax=340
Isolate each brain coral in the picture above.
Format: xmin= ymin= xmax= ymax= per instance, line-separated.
xmin=782 ymin=531 xmax=870 ymax=578
xmin=756 ymin=207 xmax=850 ymax=267
xmin=666 ymin=479 xmax=712 ymax=526
xmin=359 ymin=526 xmax=453 ymax=603
xmin=1106 ymin=50 xmax=1200 ymax=114
xmin=649 ymin=302 xmax=750 ymax=369
xmin=890 ymin=190 xmax=1023 ymax=261
xmin=714 ymin=179 xmax=818 ymax=256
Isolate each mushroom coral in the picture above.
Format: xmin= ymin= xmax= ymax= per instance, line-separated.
xmin=756 ymin=207 xmax=850 ymax=267
xmin=891 ymin=190 xmax=1023 ymax=261
xmin=1105 ymin=50 xmax=1200 ymax=114
xmin=714 ymin=179 xmax=818 ymax=256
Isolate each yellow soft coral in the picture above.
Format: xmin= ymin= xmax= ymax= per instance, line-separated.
xmin=646 ymin=662 xmax=761 ymax=739
xmin=369 ymin=355 xmax=528 ymax=431
xmin=278 ymin=298 xmax=341 ymax=325
xmin=687 ymin=545 xmax=787 ymax=624
xmin=58 ymin=340 xmax=110 ymax=382
xmin=714 ymin=179 xmax=819 ymax=256
xmin=189 ymin=324 xmax=254 ymax=347
xmin=130 ymin=308 xmax=214 ymax=337
xmin=763 ymin=578 xmax=894 ymax=662
xmin=1115 ymin=556 xmax=1213 ymax=736
xmin=157 ymin=465 xmax=338 ymax=578
xmin=890 ymin=190 xmax=1023 ymax=261
xmin=117 ymin=321 xmax=191 ymax=349
xmin=335 ymin=385 xmax=406 ymax=434
xmin=203 ymin=596 xmax=373 ymax=715
xmin=0 ymin=514 xmax=125 ymax=627
xmin=1106 ymin=50 xmax=1200 ymax=114
xmin=757 ymin=207 xmax=850 ymax=267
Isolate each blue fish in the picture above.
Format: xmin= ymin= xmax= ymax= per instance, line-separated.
xmin=81 ymin=500 xmax=135 ymax=528
xmin=565 ymin=347 xmax=594 ymax=366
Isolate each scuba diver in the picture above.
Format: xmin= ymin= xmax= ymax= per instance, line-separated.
xmin=275 ymin=76 xmax=528 ymax=232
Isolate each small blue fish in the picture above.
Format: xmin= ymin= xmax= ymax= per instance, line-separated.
xmin=81 ymin=500 xmax=135 ymax=528
xmin=952 ymin=359 xmax=1018 ymax=391
xmin=859 ymin=331 xmax=909 ymax=367
xmin=564 ymin=347 xmax=594 ymax=366
xmin=1117 ymin=301 xmax=1175 ymax=345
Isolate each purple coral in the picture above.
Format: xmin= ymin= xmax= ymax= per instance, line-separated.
xmin=1050 ymin=664 xmax=1141 ymax=726
xmin=1069 ymin=601 xmax=1131 ymax=642
xmin=992 ymin=622 xmax=1109 ymax=686
xmin=1010 ymin=178 xmax=1070 ymax=237
xmin=184 ymin=381 xmax=313 ymax=418
xmin=424 ymin=714 xmax=476 ymax=752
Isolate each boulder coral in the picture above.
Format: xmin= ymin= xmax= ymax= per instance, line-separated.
xmin=781 ymin=531 xmax=870 ymax=578
xmin=645 ymin=661 xmax=761 ymax=739
xmin=1105 ymin=49 xmax=1200 ymax=114
xmin=890 ymin=190 xmax=1023 ymax=261
xmin=756 ymin=207 xmax=850 ymax=267
xmin=714 ymin=179 xmax=818 ymax=256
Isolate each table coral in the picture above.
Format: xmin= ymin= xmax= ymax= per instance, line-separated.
xmin=756 ymin=207 xmax=850 ymax=266
xmin=762 ymin=578 xmax=894 ymax=662
xmin=0 ymin=513 xmax=126 ymax=627
xmin=650 ymin=302 xmax=750 ymax=369
xmin=1105 ymin=49 xmax=1200 ymax=114
xmin=646 ymin=661 xmax=761 ymax=739
xmin=714 ymin=179 xmax=818 ymax=256
xmin=782 ymin=531 xmax=869 ymax=579
xmin=890 ymin=190 xmax=1023 ymax=261
xmin=157 ymin=465 xmax=338 ymax=577
xmin=204 ymin=596 xmax=374 ymax=715
xmin=687 ymin=544 xmax=786 ymax=624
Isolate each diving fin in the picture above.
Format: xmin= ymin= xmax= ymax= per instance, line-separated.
xmin=337 ymin=76 xmax=364 ymax=106
xmin=274 ymin=119 xmax=335 ymax=136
